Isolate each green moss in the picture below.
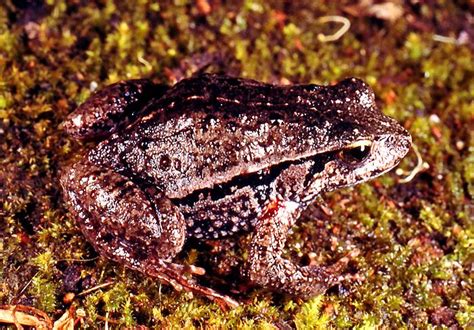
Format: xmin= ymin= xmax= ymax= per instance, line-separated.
xmin=465 ymin=147 xmax=474 ymax=198
xmin=84 ymin=291 xmax=102 ymax=324
xmin=403 ymin=32 xmax=429 ymax=61
xmin=419 ymin=203 xmax=449 ymax=233
xmin=29 ymin=275 xmax=58 ymax=313
xmin=31 ymin=251 xmax=55 ymax=273
xmin=294 ymin=296 xmax=329 ymax=329
xmin=26 ymin=251 xmax=59 ymax=313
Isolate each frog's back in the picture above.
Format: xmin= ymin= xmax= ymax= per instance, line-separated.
xmin=89 ymin=74 xmax=381 ymax=199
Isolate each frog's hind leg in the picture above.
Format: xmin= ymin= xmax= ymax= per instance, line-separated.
xmin=60 ymin=159 xmax=238 ymax=309
xmin=62 ymin=79 xmax=169 ymax=140
xmin=246 ymin=199 xmax=359 ymax=298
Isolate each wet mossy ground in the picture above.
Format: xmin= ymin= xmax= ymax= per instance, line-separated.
xmin=0 ymin=0 xmax=472 ymax=328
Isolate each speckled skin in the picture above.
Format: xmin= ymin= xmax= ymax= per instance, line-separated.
xmin=60 ymin=74 xmax=411 ymax=307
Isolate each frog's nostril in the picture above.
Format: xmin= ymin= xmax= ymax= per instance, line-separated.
xmin=395 ymin=131 xmax=412 ymax=155
xmin=401 ymin=137 xmax=413 ymax=156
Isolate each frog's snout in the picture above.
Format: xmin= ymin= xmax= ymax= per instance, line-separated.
xmin=393 ymin=127 xmax=412 ymax=158
xmin=376 ymin=128 xmax=412 ymax=171
xmin=401 ymin=131 xmax=412 ymax=155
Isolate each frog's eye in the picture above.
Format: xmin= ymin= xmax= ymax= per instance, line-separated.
xmin=338 ymin=141 xmax=371 ymax=165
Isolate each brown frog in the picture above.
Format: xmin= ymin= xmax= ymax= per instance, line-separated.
xmin=60 ymin=73 xmax=411 ymax=308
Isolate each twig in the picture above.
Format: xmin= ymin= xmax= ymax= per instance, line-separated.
xmin=137 ymin=55 xmax=153 ymax=71
xmin=97 ymin=313 xmax=119 ymax=325
xmin=58 ymin=257 xmax=99 ymax=263
xmin=77 ymin=281 xmax=114 ymax=297
xmin=12 ymin=272 xmax=38 ymax=305
xmin=397 ymin=143 xmax=427 ymax=183
xmin=432 ymin=34 xmax=457 ymax=44
xmin=317 ymin=16 xmax=351 ymax=42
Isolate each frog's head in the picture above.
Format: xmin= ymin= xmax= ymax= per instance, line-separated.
xmin=304 ymin=78 xmax=412 ymax=198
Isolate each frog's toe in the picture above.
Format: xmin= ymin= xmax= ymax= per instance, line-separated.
xmin=186 ymin=264 xmax=206 ymax=275
xmin=165 ymin=262 xmax=206 ymax=276
xmin=297 ymin=249 xmax=361 ymax=297
xmin=325 ymin=248 xmax=360 ymax=274
xmin=147 ymin=261 xmax=239 ymax=309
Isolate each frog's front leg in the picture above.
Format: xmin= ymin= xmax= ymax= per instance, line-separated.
xmin=246 ymin=199 xmax=359 ymax=297
xmin=60 ymin=158 xmax=238 ymax=308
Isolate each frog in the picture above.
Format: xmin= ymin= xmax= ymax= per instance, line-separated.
xmin=60 ymin=73 xmax=411 ymax=308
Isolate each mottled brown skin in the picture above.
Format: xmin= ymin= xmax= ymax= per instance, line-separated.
xmin=60 ymin=74 xmax=411 ymax=307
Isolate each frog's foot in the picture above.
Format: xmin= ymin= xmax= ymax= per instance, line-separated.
xmin=296 ymin=249 xmax=361 ymax=297
xmin=60 ymin=159 xmax=238 ymax=309
xmin=326 ymin=248 xmax=360 ymax=275
xmin=246 ymin=199 xmax=359 ymax=297
xmin=140 ymin=261 xmax=239 ymax=309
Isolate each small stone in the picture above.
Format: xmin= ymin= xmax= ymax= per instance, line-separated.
xmin=196 ymin=0 xmax=211 ymax=15
xmin=76 ymin=308 xmax=86 ymax=318
xmin=90 ymin=81 xmax=98 ymax=92
xmin=429 ymin=114 xmax=441 ymax=124
xmin=63 ymin=292 xmax=75 ymax=304
xmin=307 ymin=252 xmax=318 ymax=265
